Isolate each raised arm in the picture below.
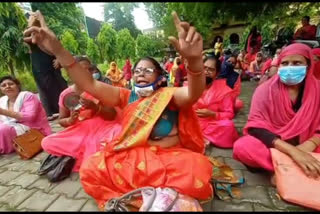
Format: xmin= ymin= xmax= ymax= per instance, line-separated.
xmin=168 ymin=12 xmax=205 ymax=108
xmin=23 ymin=11 xmax=121 ymax=107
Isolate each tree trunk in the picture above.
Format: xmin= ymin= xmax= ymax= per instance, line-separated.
xmin=8 ymin=59 xmax=15 ymax=77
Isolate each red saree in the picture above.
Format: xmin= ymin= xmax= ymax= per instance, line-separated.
xmin=79 ymin=87 xmax=213 ymax=210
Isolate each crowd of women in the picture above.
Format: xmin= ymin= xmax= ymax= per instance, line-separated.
xmin=0 ymin=10 xmax=320 ymax=211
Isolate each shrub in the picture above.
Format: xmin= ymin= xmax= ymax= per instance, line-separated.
xmin=17 ymin=72 xmax=38 ymax=93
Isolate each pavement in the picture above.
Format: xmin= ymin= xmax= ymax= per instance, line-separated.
xmin=0 ymin=81 xmax=312 ymax=211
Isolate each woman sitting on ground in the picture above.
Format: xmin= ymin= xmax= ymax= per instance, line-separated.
xmin=0 ymin=76 xmax=51 ymax=154
xmin=41 ymin=56 xmax=121 ymax=172
xmin=194 ymin=56 xmax=239 ymax=148
xmin=217 ymin=55 xmax=244 ymax=113
xmin=311 ymin=48 xmax=320 ymax=80
xmin=249 ymin=51 xmax=265 ymax=80
xmin=89 ymin=64 xmax=112 ymax=85
xmin=24 ymin=11 xmax=213 ymax=210
xmin=233 ymin=43 xmax=320 ymax=183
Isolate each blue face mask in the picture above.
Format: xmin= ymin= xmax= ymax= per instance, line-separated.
xmin=278 ymin=66 xmax=307 ymax=85
xmin=92 ymin=73 xmax=100 ymax=80
xmin=134 ymin=76 xmax=163 ymax=97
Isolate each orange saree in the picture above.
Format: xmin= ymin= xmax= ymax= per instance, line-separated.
xmin=79 ymin=87 xmax=213 ymax=210
xmin=106 ymin=62 xmax=127 ymax=88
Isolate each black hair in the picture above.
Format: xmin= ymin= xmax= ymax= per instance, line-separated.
xmin=224 ymin=49 xmax=232 ymax=56
xmin=203 ymin=56 xmax=221 ymax=73
xmin=75 ymin=56 xmax=91 ymax=64
xmin=0 ymin=75 xmax=22 ymax=91
xmin=89 ymin=64 xmax=100 ymax=73
xmin=133 ymin=57 xmax=165 ymax=75
xmin=303 ymin=16 xmax=310 ymax=22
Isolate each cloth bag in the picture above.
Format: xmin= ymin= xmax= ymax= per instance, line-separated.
xmin=104 ymin=187 xmax=202 ymax=212
xmin=12 ymin=129 xmax=44 ymax=159
xmin=271 ymin=148 xmax=320 ymax=211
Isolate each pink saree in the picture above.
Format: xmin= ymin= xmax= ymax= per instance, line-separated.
xmin=41 ymin=87 xmax=122 ymax=172
xmin=0 ymin=92 xmax=51 ymax=154
xmin=233 ymin=43 xmax=320 ymax=171
xmin=194 ymin=79 xmax=239 ymax=148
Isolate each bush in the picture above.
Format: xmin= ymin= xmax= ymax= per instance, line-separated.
xmin=17 ymin=72 xmax=38 ymax=93
xmin=61 ymin=68 xmax=71 ymax=85
xmin=97 ymin=62 xmax=109 ymax=76
xmin=0 ymin=70 xmax=10 ymax=77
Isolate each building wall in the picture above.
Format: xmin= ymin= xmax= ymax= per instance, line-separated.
xmin=205 ymin=24 xmax=248 ymax=49
xmin=142 ymin=28 xmax=164 ymax=39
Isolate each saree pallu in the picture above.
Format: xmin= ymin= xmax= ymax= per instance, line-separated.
xmin=80 ymin=87 xmax=213 ymax=210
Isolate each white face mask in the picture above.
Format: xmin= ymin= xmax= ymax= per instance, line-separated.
xmin=134 ymin=76 xmax=162 ymax=97
xmin=134 ymin=85 xmax=154 ymax=97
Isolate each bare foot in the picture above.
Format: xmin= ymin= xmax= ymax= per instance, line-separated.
xmin=204 ymin=139 xmax=210 ymax=148
xmin=270 ymin=174 xmax=276 ymax=187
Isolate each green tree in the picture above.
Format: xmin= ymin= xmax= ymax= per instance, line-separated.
xmin=116 ymin=28 xmax=136 ymax=60
xmin=146 ymin=2 xmax=286 ymax=41
xmin=61 ymin=30 xmax=79 ymax=55
xmin=0 ymin=3 xmax=30 ymax=77
xmin=86 ymin=38 xmax=100 ymax=64
xmin=96 ymin=23 xmax=117 ymax=63
xmin=30 ymin=3 xmax=85 ymax=39
xmin=144 ymin=3 xmax=168 ymax=28
xmin=136 ymin=34 xmax=165 ymax=58
xmin=242 ymin=2 xmax=320 ymax=48
xmin=146 ymin=2 xmax=320 ymax=47
xmin=104 ymin=3 xmax=141 ymax=38
xmin=77 ymin=31 xmax=90 ymax=55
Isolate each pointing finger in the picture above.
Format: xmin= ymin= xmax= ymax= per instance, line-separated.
xmin=172 ymin=11 xmax=182 ymax=32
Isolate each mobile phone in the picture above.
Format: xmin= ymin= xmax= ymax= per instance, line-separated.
xmin=73 ymin=104 xmax=82 ymax=111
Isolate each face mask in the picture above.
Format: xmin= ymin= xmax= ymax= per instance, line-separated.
xmin=206 ymin=77 xmax=213 ymax=85
xmin=134 ymin=76 xmax=163 ymax=97
xmin=92 ymin=73 xmax=100 ymax=80
xmin=225 ymin=61 xmax=234 ymax=68
xmin=278 ymin=66 xmax=307 ymax=86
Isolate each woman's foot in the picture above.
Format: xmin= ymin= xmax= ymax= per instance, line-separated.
xmin=204 ymin=139 xmax=210 ymax=149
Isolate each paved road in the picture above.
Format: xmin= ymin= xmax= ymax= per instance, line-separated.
xmin=0 ymin=81 xmax=311 ymax=211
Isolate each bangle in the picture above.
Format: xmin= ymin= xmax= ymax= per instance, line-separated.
xmin=309 ymin=139 xmax=320 ymax=147
xmin=187 ymin=68 xmax=203 ymax=76
xmin=62 ymin=58 xmax=77 ymax=70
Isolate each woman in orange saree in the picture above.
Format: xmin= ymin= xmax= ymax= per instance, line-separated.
xmin=106 ymin=61 xmax=127 ymax=88
xmin=24 ymin=11 xmax=213 ymax=210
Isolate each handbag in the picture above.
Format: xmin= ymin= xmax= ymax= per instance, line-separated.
xmin=105 ymin=187 xmax=202 ymax=212
xmin=37 ymin=154 xmax=76 ymax=183
xmin=37 ymin=154 xmax=63 ymax=176
xmin=271 ymin=148 xmax=320 ymax=211
xmin=12 ymin=129 xmax=44 ymax=160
